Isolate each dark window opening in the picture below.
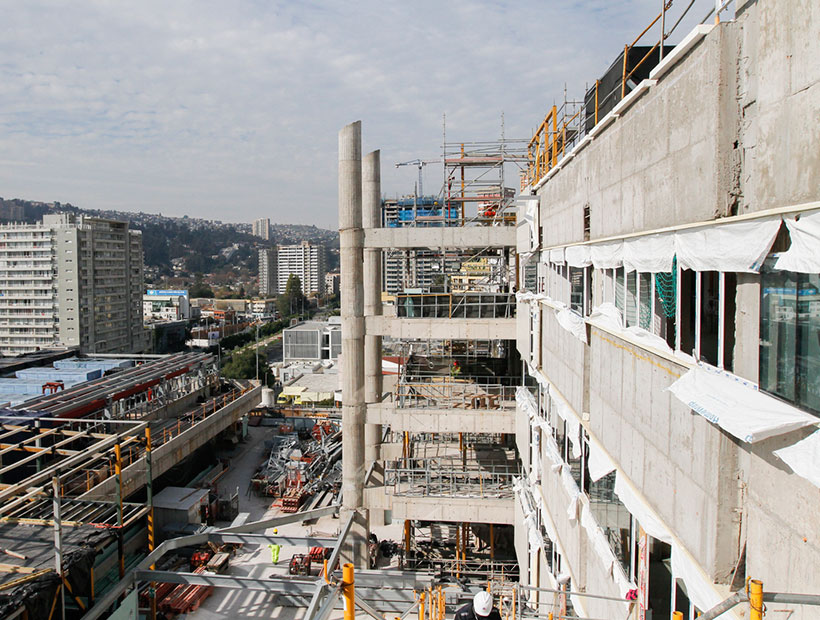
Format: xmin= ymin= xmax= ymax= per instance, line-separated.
xmin=680 ymin=270 xmax=696 ymax=356
xmin=583 ymin=204 xmax=591 ymax=242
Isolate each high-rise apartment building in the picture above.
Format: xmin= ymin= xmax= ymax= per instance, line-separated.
xmin=277 ymin=241 xmax=326 ymax=295
xmin=258 ymin=247 xmax=278 ymax=296
xmin=0 ymin=213 xmax=146 ymax=355
xmin=252 ymin=218 xmax=271 ymax=240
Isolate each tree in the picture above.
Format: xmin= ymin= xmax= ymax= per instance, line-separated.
xmin=189 ymin=273 xmax=215 ymax=298
xmin=221 ymin=349 xmax=273 ymax=386
xmin=277 ymin=274 xmax=305 ymax=317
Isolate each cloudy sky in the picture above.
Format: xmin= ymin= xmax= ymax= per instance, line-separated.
xmin=0 ymin=1 xmax=702 ymax=227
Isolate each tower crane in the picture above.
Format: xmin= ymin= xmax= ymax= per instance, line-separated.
xmin=395 ymin=159 xmax=440 ymax=197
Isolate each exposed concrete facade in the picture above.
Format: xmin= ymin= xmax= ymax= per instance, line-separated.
xmin=515 ymin=4 xmax=820 ymax=619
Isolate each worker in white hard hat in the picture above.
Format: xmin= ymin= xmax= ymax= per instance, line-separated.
xmin=454 ymin=591 xmax=501 ymax=620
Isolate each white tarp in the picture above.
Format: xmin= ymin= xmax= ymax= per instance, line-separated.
xmin=565 ymin=245 xmax=592 ymax=267
xmin=775 ymin=209 xmax=820 ymax=273
xmin=516 ymin=386 xmax=538 ymax=419
xmin=587 ymin=440 xmax=617 ymax=482
xmin=670 ymin=547 xmax=730 ymax=619
xmin=623 ymin=233 xmax=675 ymax=273
xmin=581 ymin=503 xmax=618 ymax=576
xmin=674 ymin=217 xmax=781 ymax=273
xmin=549 ymin=247 xmax=566 ymax=265
xmin=667 ymin=365 xmax=818 ymax=443
xmin=590 ymin=241 xmax=624 ymax=269
xmin=588 ymin=302 xmax=624 ymax=332
xmin=613 ymin=472 xmax=673 ymax=544
xmin=550 ymin=384 xmax=582 ymax=458
xmin=773 ymin=430 xmax=820 ymax=489
xmin=555 ymin=307 xmax=588 ymax=343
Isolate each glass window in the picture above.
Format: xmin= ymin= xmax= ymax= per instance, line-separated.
xmin=570 ymin=267 xmax=585 ymax=315
xmin=625 ymin=271 xmax=638 ymax=327
xmin=760 ymin=262 xmax=820 ymax=414
xmin=639 ymin=273 xmax=652 ymax=330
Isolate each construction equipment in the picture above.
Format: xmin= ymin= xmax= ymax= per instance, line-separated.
xmin=395 ymin=159 xmax=440 ymax=197
xmin=289 ymin=554 xmax=312 ymax=576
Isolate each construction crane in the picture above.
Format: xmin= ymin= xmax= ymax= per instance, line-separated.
xmin=395 ymin=159 xmax=440 ymax=197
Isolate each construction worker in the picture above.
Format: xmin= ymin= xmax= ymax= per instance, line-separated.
xmin=454 ymin=592 xmax=501 ymax=620
xmin=268 ymin=528 xmax=281 ymax=563
xmin=450 ymin=360 xmax=462 ymax=378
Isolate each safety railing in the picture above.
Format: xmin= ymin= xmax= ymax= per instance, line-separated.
xmin=394 ymin=380 xmax=517 ymax=410
xmin=396 ymin=292 xmax=515 ymax=319
xmin=61 ymin=386 xmax=252 ymax=496
xmin=385 ymin=459 xmax=518 ymax=499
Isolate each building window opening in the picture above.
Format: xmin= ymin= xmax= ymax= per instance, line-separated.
xmin=655 ymin=264 xmax=677 ymax=350
xmin=680 ymin=269 xmax=697 ymax=356
xmin=647 ymin=539 xmax=673 ymax=619
xmin=639 ymin=272 xmax=652 ymax=331
xmin=625 ymin=270 xmax=638 ymax=327
xmin=569 ymin=267 xmax=590 ymax=315
xmin=760 ymin=261 xmax=820 ymax=415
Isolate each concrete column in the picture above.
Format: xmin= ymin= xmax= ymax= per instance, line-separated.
xmin=339 ymin=121 xmax=368 ymax=566
xmin=363 ymin=150 xmax=385 ymax=527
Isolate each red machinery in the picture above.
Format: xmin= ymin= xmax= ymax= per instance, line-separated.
xmin=289 ymin=554 xmax=312 ymax=576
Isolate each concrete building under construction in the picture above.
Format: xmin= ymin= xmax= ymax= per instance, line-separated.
xmin=338 ymin=1 xmax=820 ymax=620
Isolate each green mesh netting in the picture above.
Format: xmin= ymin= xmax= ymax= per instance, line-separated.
xmin=654 ymin=257 xmax=676 ymax=319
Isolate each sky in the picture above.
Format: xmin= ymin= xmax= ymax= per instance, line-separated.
xmin=0 ymin=0 xmax=703 ymax=228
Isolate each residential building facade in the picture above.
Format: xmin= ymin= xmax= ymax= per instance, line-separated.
xmin=278 ymin=241 xmax=326 ymax=295
xmin=0 ymin=213 xmax=146 ymax=355
xmin=252 ymin=217 xmax=271 ymax=240
xmin=258 ymin=247 xmax=278 ymax=296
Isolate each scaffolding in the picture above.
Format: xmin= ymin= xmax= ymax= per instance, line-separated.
xmin=442 ymin=139 xmax=529 ymax=227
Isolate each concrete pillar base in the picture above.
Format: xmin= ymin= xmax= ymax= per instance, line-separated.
xmin=341 ymin=508 xmax=370 ymax=569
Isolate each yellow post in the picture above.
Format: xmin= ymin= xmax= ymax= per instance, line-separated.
xmin=419 ymin=591 xmax=425 ymax=620
xmin=749 ymin=579 xmax=764 ymax=620
xmin=621 ymin=44 xmax=629 ymax=99
xmin=343 ymin=562 xmax=356 ymax=620
xmin=550 ymin=106 xmax=558 ymax=168
xmin=673 ymin=613 xmax=684 ymax=620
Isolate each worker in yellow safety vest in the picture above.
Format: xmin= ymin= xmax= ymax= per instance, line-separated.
xmin=268 ymin=528 xmax=281 ymax=563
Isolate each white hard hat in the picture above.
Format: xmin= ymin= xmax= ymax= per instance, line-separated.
xmin=474 ymin=591 xmax=493 ymax=617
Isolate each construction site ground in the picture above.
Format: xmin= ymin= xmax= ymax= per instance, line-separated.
xmin=190 ymin=425 xmax=404 ymax=619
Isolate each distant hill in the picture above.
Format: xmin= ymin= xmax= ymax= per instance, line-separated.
xmin=0 ymin=197 xmax=340 ymax=276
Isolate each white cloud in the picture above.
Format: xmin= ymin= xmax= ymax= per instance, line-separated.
xmin=0 ymin=0 xmax=701 ymax=225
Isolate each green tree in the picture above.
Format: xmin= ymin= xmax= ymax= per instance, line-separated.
xmin=277 ymin=274 xmax=305 ymax=317
xmin=221 ymin=349 xmax=273 ymax=386
xmin=189 ymin=273 xmax=215 ymax=298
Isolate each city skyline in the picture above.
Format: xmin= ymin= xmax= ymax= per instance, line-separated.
xmin=0 ymin=1 xmax=700 ymax=227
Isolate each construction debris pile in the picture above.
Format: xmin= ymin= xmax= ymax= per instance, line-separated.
xmin=251 ymin=420 xmax=342 ymax=513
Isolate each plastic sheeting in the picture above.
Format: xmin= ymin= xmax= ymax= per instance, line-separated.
xmin=549 ymin=247 xmax=566 ymax=265
xmin=550 ymin=384 xmax=582 ymax=458
xmin=667 ymin=365 xmax=818 ymax=443
xmin=587 ymin=440 xmax=617 ymax=482
xmin=613 ymin=472 xmax=673 ymax=545
xmin=775 ymin=209 xmax=820 ymax=273
xmin=555 ymin=307 xmax=588 ymax=343
xmin=670 ymin=547 xmax=730 ymax=619
xmin=674 ymin=217 xmax=781 ymax=273
xmin=580 ymin=503 xmax=618 ymax=576
xmin=565 ymin=245 xmax=592 ymax=268
xmin=591 ymin=241 xmax=624 ymax=269
xmin=622 ymin=233 xmax=675 ymax=273
xmin=773 ymin=430 xmax=820 ymax=489
xmin=588 ymin=303 xmax=624 ymax=332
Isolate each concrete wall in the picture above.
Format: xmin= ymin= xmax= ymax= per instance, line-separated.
xmin=523 ymin=1 xmax=820 ymax=615
xmin=538 ymin=24 xmax=735 ymax=247
xmin=736 ymin=0 xmax=820 ymax=214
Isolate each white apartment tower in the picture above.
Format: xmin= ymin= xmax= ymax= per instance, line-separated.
xmin=252 ymin=217 xmax=271 ymax=240
xmin=277 ymin=241 xmax=326 ymax=295
xmin=258 ymin=247 xmax=278 ymax=296
xmin=0 ymin=213 xmax=146 ymax=355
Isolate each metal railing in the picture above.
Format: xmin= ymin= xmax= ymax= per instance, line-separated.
xmin=385 ymin=458 xmax=518 ymax=499
xmin=396 ymin=292 xmax=515 ymax=319
xmin=395 ymin=380 xmax=516 ymax=410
